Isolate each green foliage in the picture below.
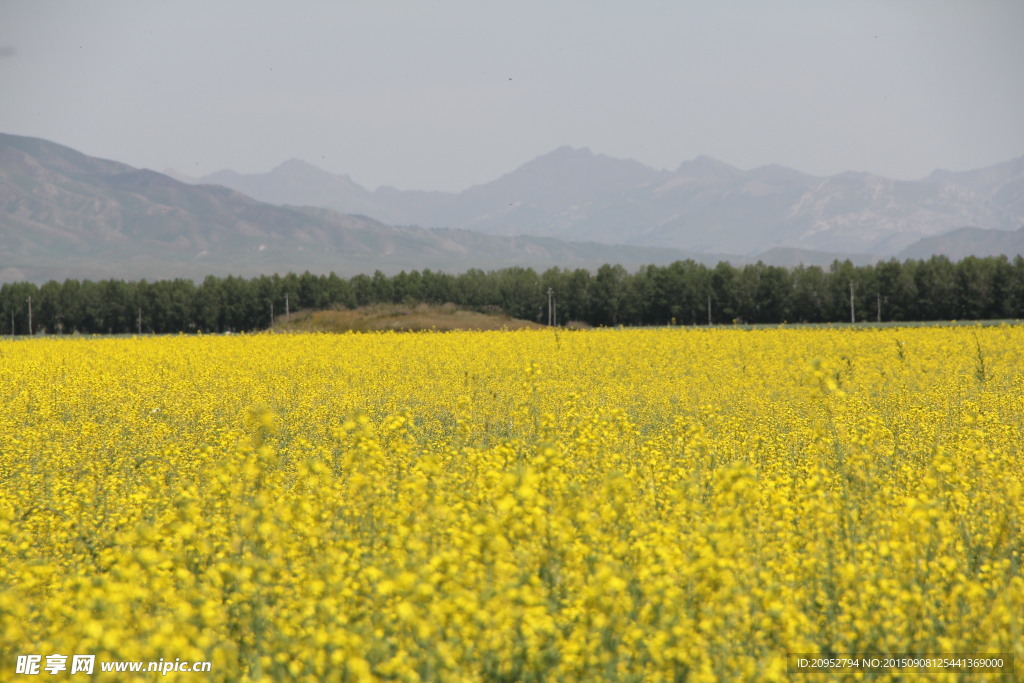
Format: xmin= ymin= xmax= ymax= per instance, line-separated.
xmin=1 ymin=255 xmax=1024 ymax=335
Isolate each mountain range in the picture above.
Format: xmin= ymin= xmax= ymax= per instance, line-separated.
xmin=0 ymin=133 xmax=718 ymax=283
xmin=172 ymin=146 xmax=1024 ymax=258
xmin=2 ymin=132 xmax=1023 ymax=284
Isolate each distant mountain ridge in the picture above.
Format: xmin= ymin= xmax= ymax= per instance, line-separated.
xmin=0 ymin=133 xmax=719 ymax=283
xmin=897 ymin=226 xmax=1024 ymax=261
xmin=4 ymin=133 xmax=1024 ymax=284
xmin=178 ymin=147 xmax=1024 ymax=257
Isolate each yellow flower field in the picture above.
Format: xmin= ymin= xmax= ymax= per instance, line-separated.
xmin=1 ymin=327 xmax=1022 ymax=681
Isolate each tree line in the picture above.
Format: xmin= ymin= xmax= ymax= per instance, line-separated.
xmin=2 ymin=255 xmax=1024 ymax=335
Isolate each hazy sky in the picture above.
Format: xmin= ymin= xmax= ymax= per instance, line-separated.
xmin=2 ymin=1 xmax=1022 ymax=192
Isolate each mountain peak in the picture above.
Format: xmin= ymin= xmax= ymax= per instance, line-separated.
xmin=273 ymin=158 xmax=328 ymax=173
xmin=547 ymin=145 xmax=593 ymax=157
xmin=835 ymin=169 xmax=873 ymax=179
xmin=747 ymin=163 xmax=820 ymax=184
xmin=675 ymin=155 xmax=741 ymax=178
xmin=463 ymin=146 xmax=668 ymax=208
xmin=268 ymin=158 xmax=352 ymax=184
xmin=925 ymin=155 xmax=1024 ymax=194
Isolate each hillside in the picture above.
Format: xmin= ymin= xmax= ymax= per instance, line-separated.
xmin=7 ymin=133 xmax=1023 ymax=286
xmin=183 ymin=147 xmax=1024 ymax=257
xmin=272 ymin=303 xmax=546 ymax=333
xmin=897 ymin=226 xmax=1024 ymax=260
xmin=0 ymin=133 xmax=711 ymax=283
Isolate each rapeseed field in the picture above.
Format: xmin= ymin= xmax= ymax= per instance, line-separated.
xmin=1 ymin=327 xmax=1021 ymax=681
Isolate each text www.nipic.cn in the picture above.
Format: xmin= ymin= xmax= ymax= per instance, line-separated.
xmin=15 ymin=654 xmax=213 ymax=676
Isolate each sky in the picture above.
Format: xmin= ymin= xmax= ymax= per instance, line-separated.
xmin=1 ymin=0 xmax=1023 ymax=192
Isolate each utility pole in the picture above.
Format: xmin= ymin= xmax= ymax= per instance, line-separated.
xmin=547 ymin=288 xmax=553 ymax=326
xmin=27 ymin=296 xmax=32 ymax=336
xmin=285 ymin=293 xmax=290 ymax=322
xmin=707 ymin=293 xmax=712 ymax=326
xmin=137 ymin=307 xmax=142 ymax=335
xmin=849 ymin=282 xmax=855 ymax=324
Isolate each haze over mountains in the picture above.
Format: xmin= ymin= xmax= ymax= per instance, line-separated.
xmin=0 ymin=133 xmax=711 ymax=283
xmin=2 ymin=132 xmax=1023 ymax=284
xmin=175 ymin=146 xmax=1024 ymax=258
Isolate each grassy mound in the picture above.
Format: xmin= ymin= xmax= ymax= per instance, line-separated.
xmin=272 ymin=302 xmax=545 ymax=332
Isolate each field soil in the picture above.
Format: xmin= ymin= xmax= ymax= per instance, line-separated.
xmin=272 ymin=303 xmax=546 ymax=332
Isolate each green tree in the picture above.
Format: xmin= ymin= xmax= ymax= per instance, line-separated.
xmin=913 ymin=256 xmax=957 ymax=320
xmin=709 ymin=261 xmax=737 ymax=324
xmin=496 ymin=267 xmax=542 ymax=321
xmin=591 ymin=264 xmax=629 ymax=326
xmin=788 ymin=265 xmax=828 ymax=323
